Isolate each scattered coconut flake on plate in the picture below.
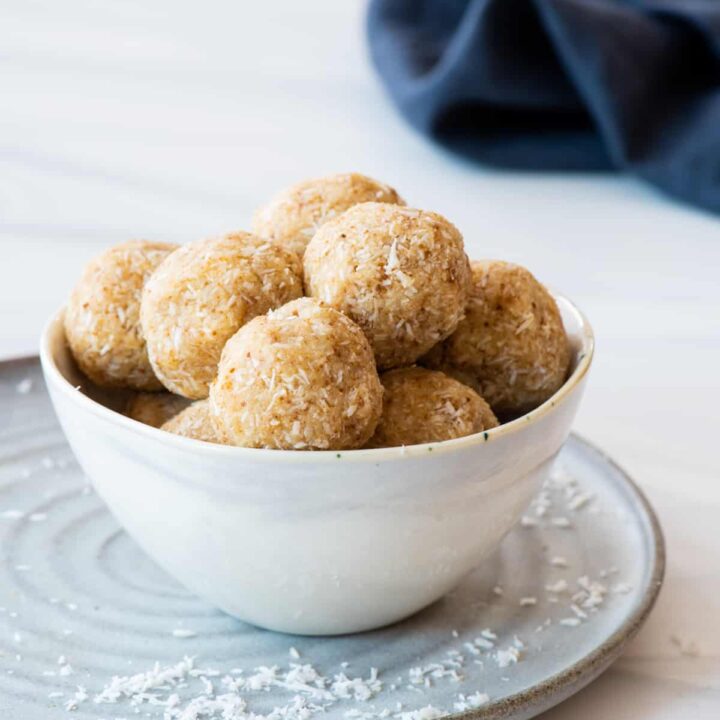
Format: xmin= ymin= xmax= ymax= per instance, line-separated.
xmin=545 ymin=579 xmax=568 ymax=594
xmin=453 ymin=692 xmax=490 ymax=711
xmin=64 ymin=685 xmax=88 ymax=711
xmin=397 ymin=705 xmax=444 ymax=720
xmin=567 ymin=493 xmax=593 ymax=511
xmin=532 ymin=489 xmax=551 ymax=518
xmin=58 ymin=655 xmax=74 ymax=677
xmin=16 ymin=378 xmax=32 ymax=394
xmin=574 ymin=575 xmax=608 ymax=610
xmin=472 ymin=635 xmax=494 ymax=650
xmin=93 ymin=655 xmax=196 ymax=705
xmin=495 ymin=646 xmax=522 ymax=669
xmin=88 ymin=655 xmax=390 ymax=720
xmin=172 ymin=628 xmax=197 ymax=639
xmin=559 ymin=617 xmax=582 ymax=627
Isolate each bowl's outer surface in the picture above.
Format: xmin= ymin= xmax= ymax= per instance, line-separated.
xmin=40 ymin=297 xmax=593 ymax=635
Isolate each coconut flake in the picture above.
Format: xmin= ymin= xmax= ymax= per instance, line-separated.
xmin=16 ymin=378 xmax=33 ymax=394
xmin=172 ymin=628 xmax=197 ymax=639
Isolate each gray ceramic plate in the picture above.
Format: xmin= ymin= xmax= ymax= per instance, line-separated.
xmin=0 ymin=357 xmax=664 ymax=720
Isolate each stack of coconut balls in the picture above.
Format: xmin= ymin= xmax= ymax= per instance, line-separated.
xmin=64 ymin=173 xmax=570 ymax=450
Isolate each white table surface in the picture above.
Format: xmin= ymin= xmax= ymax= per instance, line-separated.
xmin=1 ymin=1 xmax=719 ymax=717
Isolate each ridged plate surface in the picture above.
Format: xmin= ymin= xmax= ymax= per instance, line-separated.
xmin=0 ymin=358 xmax=663 ymax=719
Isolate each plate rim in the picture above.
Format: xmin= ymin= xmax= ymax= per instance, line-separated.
xmin=1 ymin=357 xmax=665 ymax=719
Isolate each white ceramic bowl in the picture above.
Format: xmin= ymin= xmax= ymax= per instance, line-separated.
xmin=40 ymin=295 xmax=593 ymax=636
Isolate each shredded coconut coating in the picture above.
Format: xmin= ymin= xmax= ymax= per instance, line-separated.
xmin=304 ymin=203 xmax=471 ymax=369
xmin=210 ymin=298 xmax=383 ymax=450
xmin=141 ymin=232 xmax=303 ymax=400
xmin=367 ymin=367 xmax=498 ymax=448
xmin=161 ymin=400 xmax=225 ymax=444
xmin=252 ymin=173 xmax=404 ymax=258
xmin=423 ymin=261 xmax=570 ymax=418
xmin=125 ymin=392 xmax=190 ymax=428
xmin=64 ymin=240 xmax=178 ymax=390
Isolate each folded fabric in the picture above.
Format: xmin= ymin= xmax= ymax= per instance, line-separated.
xmin=367 ymin=0 xmax=720 ymax=213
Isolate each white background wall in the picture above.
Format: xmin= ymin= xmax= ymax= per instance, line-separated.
xmin=1 ymin=2 xmax=718 ymax=716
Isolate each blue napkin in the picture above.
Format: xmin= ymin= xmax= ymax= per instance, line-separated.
xmin=368 ymin=0 xmax=720 ymax=212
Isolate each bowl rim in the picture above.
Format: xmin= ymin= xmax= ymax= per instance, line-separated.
xmin=40 ymin=292 xmax=594 ymax=464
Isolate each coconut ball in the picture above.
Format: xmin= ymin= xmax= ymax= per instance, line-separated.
xmin=64 ymin=240 xmax=178 ymax=390
xmin=424 ymin=261 xmax=570 ymax=418
xmin=367 ymin=367 xmax=498 ymax=448
xmin=304 ymin=203 xmax=471 ymax=369
xmin=210 ymin=298 xmax=383 ymax=450
xmin=125 ymin=392 xmax=190 ymax=428
xmin=141 ymin=232 xmax=303 ymax=400
xmin=161 ymin=400 xmax=224 ymax=444
xmin=252 ymin=173 xmax=404 ymax=258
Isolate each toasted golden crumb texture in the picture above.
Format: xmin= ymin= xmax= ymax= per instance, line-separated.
xmin=125 ymin=392 xmax=190 ymax=428
xmin=140 ymin=232 xmax=303 ymax=400
xmin=367 ymin=367 xmax=498 ymax=448
xmin=424 ymin=261 xmax=570 ymax=417
xmin=304 ymin=203 xmax=471 ymax=369
xmin=161 ymin=400 xmax=225 ymax=444
xmin=210 ymin=298 xmax=383 ymax=450
xmin=252 ymin=173 xmax=404 ymax=258
xmin=64 ymin=240 xmax=178 ymax=390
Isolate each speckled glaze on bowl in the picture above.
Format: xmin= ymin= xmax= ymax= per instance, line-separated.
xmin=40 ymin=295 xmax=593 ymax=636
